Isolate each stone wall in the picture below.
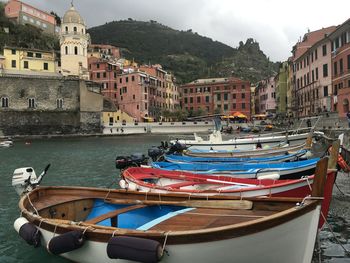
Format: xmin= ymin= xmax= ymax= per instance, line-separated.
xmin=0 ymin=75 xmax=103 ymax=136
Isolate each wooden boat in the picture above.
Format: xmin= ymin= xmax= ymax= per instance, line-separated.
xmin=164 ymin=149 xmax=309 ymax=164
xmin=151 ymin=158 xmax=320 ymax=179
xmin=13 ymin=158 xmax=329 ymax=263
xmin=171 ymin=130 xmax=322 ymax=151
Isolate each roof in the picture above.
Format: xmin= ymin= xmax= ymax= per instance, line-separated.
xmin=62 ymin=6 xmax=85 ymax=25
xmin=293 ymin=26 xmax=336 ymax=61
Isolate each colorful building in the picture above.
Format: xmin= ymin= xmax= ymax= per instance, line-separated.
xmin=3 ymin=47 xmax=56 ymax=74
xmin=328 ymin=18 xmax=350 ymax=118
xmin=88 ymin=44 xmax=121 ymax=60
xmin=291 ymin=27 xmax=336 ymax=117
xmin=4 ymin=0 xmax=58 ymax=34
xmin=256 ymin=77 xmax=276 ymax=115
xmin=180 ymin=77 xmax=251 ymax=119
xmin=59 ymin=4 xmax=90 ymax=79
xmin=88 ymin=57 xmax=121 ymax=105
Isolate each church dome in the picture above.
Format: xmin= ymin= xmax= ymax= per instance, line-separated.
xmin=62 ymin=6 xmax=85 ymax=25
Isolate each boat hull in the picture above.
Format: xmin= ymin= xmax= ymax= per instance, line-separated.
xmin=33 ymin=206 xmax=321 ymax=263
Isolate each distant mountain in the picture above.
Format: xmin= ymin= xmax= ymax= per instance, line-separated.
xmin=88 ymin=19 xmax=279 ymax=84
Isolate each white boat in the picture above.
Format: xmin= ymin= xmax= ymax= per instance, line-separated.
xmin=11 ymin=158 xmax=329 ymax=263
xmin=0 ymin=140 xmax=13 ymax=148
xmin=171 ymin=130 xmax=322 ymax=151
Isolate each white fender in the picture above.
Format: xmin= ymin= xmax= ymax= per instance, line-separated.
xmin=119 ymin=179 xmax=128 ymax=189
xmin=14 ymin=217 xmax=29 ymax=233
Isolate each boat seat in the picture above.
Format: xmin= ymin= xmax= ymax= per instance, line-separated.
xmin=85 ymin=204 xmax=146 ymax=226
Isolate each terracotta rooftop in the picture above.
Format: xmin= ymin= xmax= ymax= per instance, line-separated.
xmin=292 ymin=26 xmax=336 ymax=61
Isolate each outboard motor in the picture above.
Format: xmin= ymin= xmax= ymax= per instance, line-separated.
xmin=148 ymin=147 xmax=164 ymax=161
xmin=12 ymin=164 xmax=51 ymax=196
xmin=115 ymin=156 xmax=132 ymax=170
xmin=116 ymin=154 xmax=148 ymax=170
xmin=130 ymin=153 xmax=148 ymax=165
xmin=167 ymin=142 xmax=187 ymax=154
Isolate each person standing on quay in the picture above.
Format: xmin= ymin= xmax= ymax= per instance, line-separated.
xmin=346 ymin=111 xmax=350 ymax=128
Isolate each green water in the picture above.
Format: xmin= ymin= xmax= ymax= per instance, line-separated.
xmin=0 ymin=135 xmax=349 ymax=263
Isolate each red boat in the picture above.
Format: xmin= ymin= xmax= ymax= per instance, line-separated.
xmin=121 ymin=165 xmax=337 ymax=228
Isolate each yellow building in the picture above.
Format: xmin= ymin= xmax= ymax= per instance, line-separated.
xmin=3 ymin=47 xmax=55 ymax=73
xmin=102 ymin=110 xmax=135 ymax=126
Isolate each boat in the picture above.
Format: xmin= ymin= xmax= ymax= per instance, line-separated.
xmin=170 ymin=130 xmax=322 ymax=151
xmin=183 ymin=140 xmax=310 ymax=158
xmin=12 ymin=158 xmax=329 ymax=263
xmin=164 ymin=149 xmax=310 ymax=164
xmin=0 ymin=139 xmax=13 ymax=148
xmin=151 ymin=158 xmax=320 ymax=179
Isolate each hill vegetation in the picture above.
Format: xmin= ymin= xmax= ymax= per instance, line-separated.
xmin=88 ymin=19 xmax=279 ymax=84
xmin=0 ymin=2 xmax=59 ymax=52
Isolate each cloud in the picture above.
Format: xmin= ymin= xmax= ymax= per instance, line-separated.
xmin=22 ymin=0 xmax=350 ymax=62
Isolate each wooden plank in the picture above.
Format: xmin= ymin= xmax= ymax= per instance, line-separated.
xmin=311 ymin=157 xmax=328 ymax=197
xmin=85 ymin=204 xmax=146 ymax=225
xmin=328 ymin=139 xmax=340 ymax=170
xmin=105 ymin=198 xmax=253 ymax=210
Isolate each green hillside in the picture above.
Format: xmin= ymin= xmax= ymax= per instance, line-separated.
xmin=88 ymin=19 xmax=279 ymax=84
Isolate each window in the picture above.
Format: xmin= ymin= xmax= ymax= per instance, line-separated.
xmin=56 ymin=99 xmax=63 ymax=109
xmin=242 ymin=93 xmax=245 ymax=99
xmin=348 ymin=55 xmax=350 ymax=70
xmin=190 ymin=97 xmax=193 ymax=103
xmin=232 ymin=103 xmax=236 ymax=109
xmin=312 ymin=70 xmax=314 ymax=82
xmin=27 ymin=52 xmax=33 ymax=57
xmin=1 ymin=97 xmax=9 ymax=108
xmin=322 ymin=45 xmax=327 ymax=56
xmin=184 ymin=98 xmax=188 ymax=104
xmin=65 ymin=26 xmax=68 ymax=32
xmin=74 ymin=46 xmax=78 ymax=55
xmin=126 ymin=77 xmax=128 ymax=83
xmin=323 ymin=64 xmax=328 ymax=77
xmin=132 ymin=76 xmax=135 ymax=81
xmin=197 ymin=97 xmax=201 ymax=103
xmin=24 ymin=61 xmax=28 ymax=69
xmin=28 ymin=98 xmax=35 ymax=108
xmin=97 ymin=73 xmax=100 ymax=78
xmin=133 ymin=95 xmax=136 ymax=100
xmin=43 ymin=63 xmax=48 ymax=70
xmin=323 ymin=86 xmax=328 ymax=97
xmin=316 ymin=67 xmax=319 ymax=80
xmin=334 ymin=62 xmax=338 ymax=76
xmin=103 ymin=72 xmax=106 ymax=78
xmin=65 ymin=46 xmax=68 ymax=55
xmin=232 ymin=94 xmax=236 ymax=99
xmin=114 ymin=83 xmax=117 ymax=89
xmin=35 ymin=53 xmax=42 ymax=58
xmin=242 ymin=103 xmax=245 ymax=109
xmin=11 ymin=49 xmax=16 ymax=54
xmin=74 ymin=26 xmax=77 ymax=32
xmin=205 ymin=96 xmax=209 ymax=103
xmin=184 ymin=89 xmax=188 ymax=94
xmin=224 ymin=104 xmax=228 ymax=110
xmin=11 ymin=60 xmax=16 ymax=68
xmin=96 ymin=63 xmax=100 ymax=69
xmin=315 ymin=49 xmax=318 ymax=60
xmin=224 ymin=93 xmax=228 ymax=100
xmin=340 ymin=59 xmax=343 ymax=74
xmin=217 ymin=94 xmax=221 ymax=101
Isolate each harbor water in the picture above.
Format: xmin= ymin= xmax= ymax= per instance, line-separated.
xmin=0 ymin=135 xmax=349 ymax=263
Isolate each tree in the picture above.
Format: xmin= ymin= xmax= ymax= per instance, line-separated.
xmin=50 ymin=11 xmax=61 ymax=26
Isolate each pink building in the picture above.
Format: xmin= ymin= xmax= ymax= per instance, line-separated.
xmin=88 ymin=57 xmax=121 ymax=105
xmin=88 ymin=44 xmax=121 ymax=60
xmin=291 ymin=27 xmax=336 ymax=117
xmin=256 ymin=77 xmax=276 ymax=115
xmin=5 ymin=0 xmax=58 ymax=34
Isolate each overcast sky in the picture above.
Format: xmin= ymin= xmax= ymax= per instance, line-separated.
xmin=22 ymin=0 xmax=350 ymax=62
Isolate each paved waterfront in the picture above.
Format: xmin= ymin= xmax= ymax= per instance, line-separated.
xmin=0 ymin=135 xmax=349 ymax=262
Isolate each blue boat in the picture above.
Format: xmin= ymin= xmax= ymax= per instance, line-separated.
xmin=151 ymin=158 xmax=320 ymax=179
xmin=164 ymin=149 xmax=309 ymax=164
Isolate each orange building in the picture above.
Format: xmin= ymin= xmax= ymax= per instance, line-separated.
xmin=4 ymin=0 xmax=58 ymax=34
xmin=180 ymin=77 xmax=251 ymax=119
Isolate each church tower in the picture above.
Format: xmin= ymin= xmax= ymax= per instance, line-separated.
xmin=60 ymin=3 xmax=90 ymax=79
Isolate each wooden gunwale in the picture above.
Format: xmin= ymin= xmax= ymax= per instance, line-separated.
xmin=19 ymin=186 xmax=321 ymax=245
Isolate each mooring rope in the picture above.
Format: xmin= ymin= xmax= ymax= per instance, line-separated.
xmin=26 ymin=193 xmax=39 ymax=215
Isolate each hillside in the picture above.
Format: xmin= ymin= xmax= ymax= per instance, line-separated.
xmin=88 ymin=19 xmax=279 ymax=84
xmin=0 ymin=2 xmax=59 ymax=52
